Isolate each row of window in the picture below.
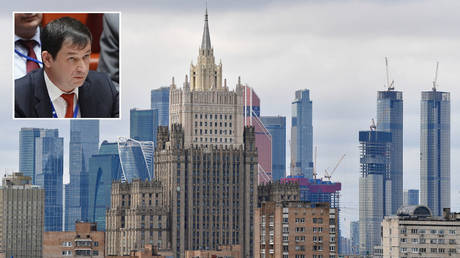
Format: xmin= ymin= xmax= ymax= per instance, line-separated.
xmin=401 ymin=238 xmax=456 ymax=244
xmin=195 ymin=113 xmax=232 ymax=120
xmin=194 ymin=137 xmax=233 ymax=143
xmin=62 ymin=241 xmax=99 ymax=247
xmin=62 ymin=250 xmax=99 ymax=256
xmin=401 ymin=228 xmax=456 ymax=235
xmin=195 ymin=129 xmax=232 ymax=135
xmin=195 ymin=121 xmax=233 ymax=127
xmin=401 ymin=247 xmax=457 ymax=254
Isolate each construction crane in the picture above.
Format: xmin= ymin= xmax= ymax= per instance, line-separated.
xmin=324 ymin=154 xmax=346 ymax=181
xmin=432 ymin=61 xmax=439 ymax=91
xmin=385 ymin=57 xmax=395 ymax=90
xmin=313 ymin=146 xmax=318 ymax=179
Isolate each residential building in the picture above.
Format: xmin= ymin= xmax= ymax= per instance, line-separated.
xmin=0 ymin=172 xmax=44 ymax=258
xmin=291 ymin=89 xmax=313 ymax=178
xmin=185 ymin=245 xmax=241 ymax=258
xmin=65 ymin=120 xmax=99 ymax=231
xmin=255 ymin=201 xmax=338 ymax=258
xmin=243 ymin=86 xmax=272 ymax=184
xmin=88 ymin=141 xmax=122 ymax=231
xmin=105 ymin=179 xmax=170 ymax=256
xmin=130 ymin=108 xmax=159 ymax=143
xmin=420 ymin=89 xmax=450 ymax=216
xmin=43 ymin=222 xmax=104 ymax=257
xmin=151 ymin=87 xmax=170 ymax=127
xmin=260 ymin=116 xmax=286 ymax=181
xmin=381 ymin=206 xmax=460 ymax=257
xmin=403 ymin=189 xmax=419 ymax=206
xmin=377 ymin=89 xmax=403 ymax=214
xmin=358 ymin=130 xmax=392 ymax=256
xmin=118 ymin=137 xmax=154 ymax=181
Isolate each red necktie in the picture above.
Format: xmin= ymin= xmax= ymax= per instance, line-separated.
xmin=17 ymin=40 xmax=40 ymax=73
xmin=61 ymin=93 xmax=75 ymax=118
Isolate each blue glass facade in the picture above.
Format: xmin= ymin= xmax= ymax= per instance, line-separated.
xmin=377 ymin=90 xmax=403 ymax=214
xmin=151 ymin=87 xmax=170 ymax=126
xmin=291 ymin=89 xmax=313 ymax=178
xmin=65 ymin=120 xmax=99 ymax=231
xmin=88 ymin=141 xmax=122 ymax=231
xmin=404 ymin=189 xmax=419 ymax=206
xmin=260 ymin=116 xmax=286 ymax=181
xmin=20 ymin=128 xmax=63 ymax=231
xmin=130 ymin=108 xmax=159 ymax=143
xmin=118 ymin=138 xmax=154 ymax=181
xmin=420 ymin=90 xmax=450 ymax=216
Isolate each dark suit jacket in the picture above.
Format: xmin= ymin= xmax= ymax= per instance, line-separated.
xmin=15 ymin=69 xmax=119 ymax=118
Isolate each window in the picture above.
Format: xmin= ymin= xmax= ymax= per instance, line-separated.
xmin=94 ymin=241 xmax=99 ymax=246
xmin=62 ymin=250 xmax=72 ymax=256
xmin=295 ymin=227 xmax=305 ymax=232
xmin=93 ymin=250 xmax=99 ymax=256
xmin=62 ymin=241 xmax=72 ymax=247
xmin=295 ymin=218 xmax=305 ymax=223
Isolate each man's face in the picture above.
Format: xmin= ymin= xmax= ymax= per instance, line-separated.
xmin=15 ymin=13 xmax=43 ymax=39
xmin=43 ymin=39 xmax=91 ymax=92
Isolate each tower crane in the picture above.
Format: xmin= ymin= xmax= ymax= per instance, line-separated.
xmin=324 ymin=154 xmax=346 ymax=181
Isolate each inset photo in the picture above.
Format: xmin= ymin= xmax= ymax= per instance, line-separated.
xmin=14 ymin=12 xmax=120 ymax=119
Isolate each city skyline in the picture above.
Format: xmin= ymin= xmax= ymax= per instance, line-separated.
xmin=1 ymin=0 xmax=460 ymax=238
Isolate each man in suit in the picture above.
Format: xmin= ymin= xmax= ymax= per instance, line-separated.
xmin=14 ymin=13 xmax=43 ymax=79
xmin=15 ymin=16 xmax=119 ymax=118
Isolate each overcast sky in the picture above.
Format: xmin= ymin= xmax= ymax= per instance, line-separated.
xmin=2 ymin=0 xmax=460 ymax=237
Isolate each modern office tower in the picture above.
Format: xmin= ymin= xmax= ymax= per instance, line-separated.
xmin=255 ymin=201 xmax=338 ymax=258
xmin=260 ymin=116 xmax=286 ymax=181
xmin=65 ymin=120 xmax=99 ymax=231
xmin=19 ymin=128 xmax=63 ymax=232
xmin=158 ymin=9 xmax=258 ymax=257
xmin=377 ymin=88 xmax=403 ymax=214
xmin=43 ymin=222 xmax=105 ymax=257
xmin=420 ymin=88 xmax=450 ymax=216
xmin=87 ymin=141 xmax=122 ymax=231
xmin=117 ymin=137 xmax=154 ymax=181
xmin=0 ymin=173 xmax=44 ymax=257
xmin=243 ymin=86 xmax=272 ymax=184
xmin=403 ymin=189 xmax=419 ymax=206
xmin=350 ymin=221 xmax=360 ymax=255
xmin=151 ymin=86 xmax=170 ymax=126
xmin=130 ymin=108 xmax=159 ymax=143
xmin=381 ymin=206 xmax=460 ymax=257
xmin=105 ymin=180 xmax=171 ymax=256
xmin=359 ymin=130 xmax=392 ymax=256
xmin=291 ymin=89 xmax=313 ymax=178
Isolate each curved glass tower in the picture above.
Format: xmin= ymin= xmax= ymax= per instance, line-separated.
xmin=118 ymin=137 xmax=154 ymax=182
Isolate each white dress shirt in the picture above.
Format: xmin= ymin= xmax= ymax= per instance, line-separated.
xmin=14 ymin=27 xmax=43 ymax=79
xmin=44 ymin=71 xmax=81 ymax=118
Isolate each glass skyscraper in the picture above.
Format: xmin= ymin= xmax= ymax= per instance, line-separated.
xmin=65 ymin=120 xmax=99 ymax=231
xmin=403 ymin=189 xmax=419 ymax=206
xmin=19 ymin=128 xmax=63 ymax=231
xmin=377 ymin=90 xmax=403 ymax=214
xmin=291 ymin=89 xmax=313 ymax=178
xmin=260 ymin=116 xmax=286 ymax=181
xmin=358 ymin=130 xmax=392 ymax=255
xmin=118 ymin=137 xmax=154 ymax=181
xmin=88 ymin=141 xmax=122 ymax=231
xmin=151 ymin=87 xmax=170 ymax=126
xmin=420 ymin=90 xmax=450 ymax=216
xmin=130 ymin=108 xmax=159 ymax=143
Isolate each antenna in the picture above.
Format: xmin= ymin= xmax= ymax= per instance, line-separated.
xmin=370 ymin=118 xmax=376 ymax=131
xmin=385 ymin=57 xmax=395 ymax=90
xmin=313 ymin=146 xmax=317 ymax=179
xmin=432 ymin=61 xmax=439 ymax=91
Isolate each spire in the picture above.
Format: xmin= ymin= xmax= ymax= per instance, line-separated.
xmin=201 ymin=6 xmax=212 ymax=50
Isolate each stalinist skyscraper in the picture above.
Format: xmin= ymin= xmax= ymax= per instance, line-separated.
xmin=155 ymin=9 xmax=257 ymax=257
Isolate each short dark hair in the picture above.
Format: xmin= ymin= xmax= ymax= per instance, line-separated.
xmin=41 ymin=16 xmax=92 ymax=59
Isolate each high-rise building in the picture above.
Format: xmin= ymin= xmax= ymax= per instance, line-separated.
xmin=65 ymin=120 xmax=99 ymax=231
xmin=359 ymin=130 xmax=392 ymax=256
xmin=350 ymin=221 xmax=360 ymax=255
xmin=19 ymin=128 xmax=63 ymax=232
xmin=0 ymin=172 xmax=44 ymax=257
xmin=87 ymin=141 xmax=122 ymax=231
xmin=243 ymin=86 xmax=272 ymax=184
xmin=105 ymin=180 xmax=171 ymax=256
xmin=130 ymin=108 xmax=159 ymax=143
xmin=291 ymin=89 xmax=313 ymax=178
xmin=403 ymin=189 xmax=419 ymax=206
xmin=157 ymin=9 xmax=258 ymax=257
xmin=377 ymin=89 xmax=403 ymax=214
xmin=117 ymin=137 xmax=154 ymax=181
xmin=420 ymin=88 xmax=450 ymax=216
xmin=151 ymin=87 xmax=170 ymax=126
xmin=381 ymin=206 xmax=460 ymax=257
xmin=260 ymin=116 xmax=286 ymax=181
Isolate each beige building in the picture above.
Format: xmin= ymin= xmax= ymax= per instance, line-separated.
xmin=382 ymin=205 xmax=460 ymax=257
xmin=255 ymin=201 xmax=338 ymax=258
xmin=0 ymin=172 xmax=44 ymax=258
xmin=105 ymin=179 xmax=171 ymax=256
xmin=185 ymin=245 xmax=241 ymax=258
xmin=43 ymin=222 xmax=104 ymax=257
